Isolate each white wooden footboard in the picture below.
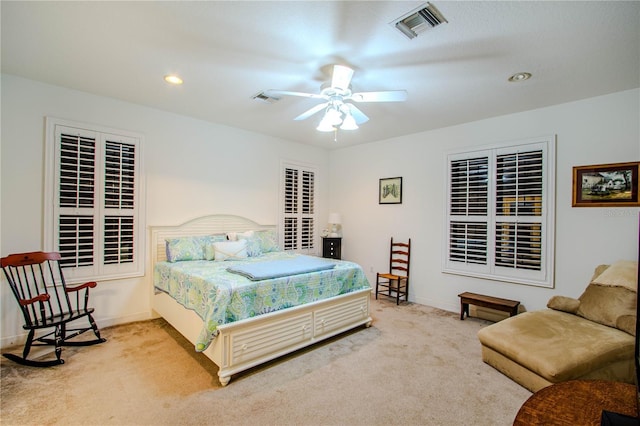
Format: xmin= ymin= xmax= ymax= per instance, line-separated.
xmin=150 ymin=214 xmax=372 ymax=386
xmin=154 ymin=288 xmax=371 ymax=386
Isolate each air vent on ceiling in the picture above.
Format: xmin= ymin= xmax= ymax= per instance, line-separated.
xmin=252 ymin=91 xmax=281 ymax=104
xmin=391 ymin=3 xmax=447 ymax=40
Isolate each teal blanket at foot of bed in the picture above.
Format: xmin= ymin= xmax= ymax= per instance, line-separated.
xmin=226 ymin=255 xmax=336 ymax=280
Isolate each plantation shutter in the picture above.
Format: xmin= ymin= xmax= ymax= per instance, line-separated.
xmin=494 ymin=149 xmax=543 ymax=271
xmin=444 ymin=137 xmax=555 ymax=288
xmin=301 ymin=171 xmax=315 ymax=249
xmin=281 ymin=163 xmax=316 ymax=253
xmin=283 ymin=168 xmax=299 ymax=251
xmin=448 ymin=156 xmax=489 ymax=266
xmin=58 ymin=132 xmax=97 ymax=267
xmin=103 ymin=139 xmax=136 ymax=265
xmin=46 ymin=118 xmax=145 ymax=283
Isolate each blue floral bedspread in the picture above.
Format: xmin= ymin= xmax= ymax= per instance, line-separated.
xmin=153 ymin=252 xmax=371 ymax=351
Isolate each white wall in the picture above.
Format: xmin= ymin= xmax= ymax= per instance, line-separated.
xmin=2 ymin=74 xmax=638 ymax=347
xmin=0 ymin=74 xmax=330 ymax=347
xmin=330 ymin=89 xmax=640 ymax=314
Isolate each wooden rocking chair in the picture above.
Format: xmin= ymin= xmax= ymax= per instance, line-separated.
xmin=1 ymin=251 xmax=106 ymax=367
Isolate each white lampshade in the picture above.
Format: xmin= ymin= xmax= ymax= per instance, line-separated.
xmin=328 ymin=213 xmax=342 ymax=237
xmin=316 ymin=116 xmax=335 ymax=132
xmin=325 ymin=107 xmax=342 ymax=126
xmin=340 ymin=113 xmax=358 ymax=130
xmin=328 ymin=213 xmax=342 ymax=224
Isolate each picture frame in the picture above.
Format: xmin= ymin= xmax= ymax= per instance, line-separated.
xmin=379 ymin=177 xmax=402 ymax=204
xmin=572 ymin=162 xmax=640 ymax=207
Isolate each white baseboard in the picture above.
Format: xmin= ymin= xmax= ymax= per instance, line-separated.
xmin=413 ymin=295 xmax=458 ymax=314
xmin=0 ymin=310 xmax=154 ymax=350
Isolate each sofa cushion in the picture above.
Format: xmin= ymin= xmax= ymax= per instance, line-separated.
xmin=477 ymin=309 xmax=634 ymax=382
xmin=575 ymin=261 xmax=637 ymax=334
xmin=616 ymin=315 xmax=636 ymax=336
xmin=591 ymin=260 xmax=637 ymax=291
xmin=576 ymin=284 xmax=636 ymax=332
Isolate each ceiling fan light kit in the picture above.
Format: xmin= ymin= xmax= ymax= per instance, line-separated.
xmin=262 ymin=64 xmax=407 ymax=138
xmin=316 ymin=103 xmax=359 ymax=132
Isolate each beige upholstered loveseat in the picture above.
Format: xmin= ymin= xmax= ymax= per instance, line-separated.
xmin=477 ymin=261 xmax=637 ymax=393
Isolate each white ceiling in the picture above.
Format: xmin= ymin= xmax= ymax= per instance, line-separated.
xmin=2 ymin=1 xmax=639 ymax=149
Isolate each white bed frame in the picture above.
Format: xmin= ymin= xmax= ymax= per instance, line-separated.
xmin=150 ymin=214 xmax=372 ymax=386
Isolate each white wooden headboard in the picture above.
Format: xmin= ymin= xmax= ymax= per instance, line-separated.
xmin=149 ymin=214 xmax=276 ymax=263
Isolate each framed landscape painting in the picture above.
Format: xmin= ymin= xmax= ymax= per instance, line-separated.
xmin=572 ymin=162 xmax=640 ymax=207
xmin=379 ymin=177 xmax=402 ymax=204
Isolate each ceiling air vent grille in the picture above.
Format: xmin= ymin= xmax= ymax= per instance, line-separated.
xmin=391 ymin=3 xmax=447 ymax=40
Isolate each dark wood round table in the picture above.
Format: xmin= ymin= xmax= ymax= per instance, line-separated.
xmin=513 ymin=380 xmax=638 ymax=425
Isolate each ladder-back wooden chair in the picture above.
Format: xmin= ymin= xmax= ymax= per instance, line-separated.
xmin=376 ymin=238 xmax=411 ymax=305
xmin=1 ymin=251 xmax=106 ymax=367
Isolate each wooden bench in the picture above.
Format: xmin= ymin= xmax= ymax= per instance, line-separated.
xmin=458 ymin=292 xmax=520 ymax=320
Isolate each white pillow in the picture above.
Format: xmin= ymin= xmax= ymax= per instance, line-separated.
xmin=226 ymin=230 xmax=254 ymax=242
xmin=213 ymin=240 xmax=248 ymax=261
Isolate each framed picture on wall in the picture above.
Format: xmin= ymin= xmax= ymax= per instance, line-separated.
xmin=572 ymin=162 xmax=640 ymax=207
xmin=379 ymin=177 xmax=402 ymax=204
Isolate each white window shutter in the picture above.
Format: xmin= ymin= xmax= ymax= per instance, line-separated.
xmin=281 ymin=163 xmax=317 ymax=253
xmin=45 ymin=118 xmax=145 ymax=283
xmin=444 ymin=137 xmax=555 ymax=288
xmin=494 ymin=149 xmax=543 ymax=272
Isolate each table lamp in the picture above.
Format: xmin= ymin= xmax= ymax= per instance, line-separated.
xmin=328 ymin=213 xmax=342 ymax=237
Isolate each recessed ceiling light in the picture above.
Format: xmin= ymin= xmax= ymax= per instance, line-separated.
xmin=164 ymin=74 xmax=183 ymax=85
xmin=508 ymin=72 xmax=532 ymax=83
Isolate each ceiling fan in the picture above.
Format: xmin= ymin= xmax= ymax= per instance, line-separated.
xmin=263 ymin=65 xmax=407 ymax=132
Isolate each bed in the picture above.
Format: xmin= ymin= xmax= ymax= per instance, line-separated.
xmin=150 ymin=214 xmax=372 ymax=386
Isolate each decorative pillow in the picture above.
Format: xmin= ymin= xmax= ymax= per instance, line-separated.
xmin=203 ymin=234 xmax=228 ymax=260
xmin=576 ymin=283 xmax=636 ymax=329
xmin=254 ymin=229 xmax=280 ymax=253
xmin=591 ymin=260 xmax=637 ymax=292
xmin=590 ymin=264 xmax=610 ymax=281
xmin=547 ymin=295 xmax=580 ymax=314
xmin=239 ymin=234 xmax=263 ymax=257
xmin=616 ymin=314 xmax=636 ymax=336
xmin=226 ymin=230 xmax=253 ymax=242
xmin=213 ymin=240 xmax=248 ymax=261
xmin=166 ymin=236 xmax=206 ymax=262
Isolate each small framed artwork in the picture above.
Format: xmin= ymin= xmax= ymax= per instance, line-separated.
xmin=379 ymin=177 xmax=402 ymax=204
xmin=572 ymin=161 xmax=640 ymax=207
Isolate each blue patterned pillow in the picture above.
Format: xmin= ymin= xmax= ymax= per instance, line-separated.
xmin=166 ymin=236 xmax=205 ymax=262
xmin=239 ymin=234 xmax=263 ymax=257
xmin=254 ymin=229 xmax=280 ymax=253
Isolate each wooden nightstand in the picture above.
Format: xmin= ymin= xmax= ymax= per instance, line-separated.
xmin=322 ymin=237 xmax=342 ymax=260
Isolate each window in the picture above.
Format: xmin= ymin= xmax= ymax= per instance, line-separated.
xmin=444 ymin=136 xmax=555 ymax=288
xmin=281 ymin=161 xmax=316 ymax=253
xmin=45 ymin=118 xmax=145 ymax=283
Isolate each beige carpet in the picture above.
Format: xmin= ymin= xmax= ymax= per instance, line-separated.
xmin=1 ymin=297 xmax=531 ymax=425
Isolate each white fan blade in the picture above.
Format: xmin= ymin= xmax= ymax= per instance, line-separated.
xmin=294 ymin=103 xmax=328 ymax=121
xmin=350 ymin=90 xmax=407 ymax=103
xmin=345 ymin=103 xmax=369 ymax=124
xmin=263 ymin=90 xmax=326 ymax=100
xmin=331 ymin=65 xmax=354 ymax=90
